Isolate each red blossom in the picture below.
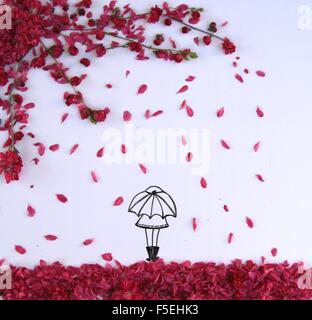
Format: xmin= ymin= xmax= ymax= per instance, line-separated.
xmin=222 ymin=38 xmax=236 ymax=55
xmin=0 ymin=150 xmax=23 ymax=183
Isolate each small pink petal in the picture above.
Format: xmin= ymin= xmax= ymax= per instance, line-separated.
xmin=49 ymin=144 xmax=59 ymax=152
xmin=228 ymin=233 xmax=234 ymax=244
xmin=144 ymin=109 xmax=151 ymax=119
xmin=96 ymin=147 xmax=105 ymax=158
xmin=200 ymin=177 xmax=207 ymax=189
xmin=256 ymin=174 xmax=265 ymax=182
xmin=185 ymin=75 xmax=196 ymax=82
xmin=181 ymin=135 xmax=187 ymax=145
xmin=15 ymin=245 xmax=26 ymax=255
xmin=256 ymin=70 xmax=266 ymax=77
xmin=102 ymin=253 xmax=113 ymax=261
xmin=186 ymin=106 xmax=194 ymax=117
xmin=235 ymin=74 xmax=244 ymax=83
xmin=83 ymin=239 xmax=94 ymax=246
xmin=91 ymin=171 xmax=98 ymax=183
xmin=151 ymin=110 xmax=163 ymax=117
xmin=44 ymin=235 xmax=57 ymax=241
xmin=246 ymin=217 xmax=254 ymax=229
xmin=216 ymin=107 xmax=225 ymax=118
xmin=271 ymin=248 xmax=278 ymax=257
xmin=193 ymin=37 xmax=200 ymax=46
xmin=123 ymin=111 xmax=132 ymax=122
xmin=125 ymin=70 xmax=130 ymax=78
xmin=223 ymin=205 xmax=229 ymax=213
xmin=137 ymin=84 xmax=147 ymax=95
xmin=114 ymin=196 xmax=124 ymax=206
xmin=139 ymin=163 xmax=147 ymax=174
xmin=186 ymin=152 xmax=193 ymax=162
xmin=105 ymin=83 xmax=112 ymax=89
xmin=192 ymin=217 xmax=197 ymax=231
xmin=221 ymin=139 xmax=231 ymax=150
xmin=69 ymin=144 xmax=79 ymax=155
xmin=253 ymin=141 xmax=261 ymax=152
xmin=176 ymin=85 xmax=188 ymax=94
xmin=256 ymin=107 xmax=264 ymax=118
xmin=121 ymin=144 xmax=127 ymax=154
xmin=27 ymin=204 xmax=36 ymax=217
xmin=61 ymin=113 xmax=69 ymax=123
xmin=56 ymin=194 xmax=68 ymax=203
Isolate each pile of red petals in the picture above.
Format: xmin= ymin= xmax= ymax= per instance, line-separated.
xmin=1 ymin=260 xmax=310 ymax=300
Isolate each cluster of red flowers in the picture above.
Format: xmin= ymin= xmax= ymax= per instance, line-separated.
xmin=0 ymin=0 xmax=236 ymax=184
xmin=1 ymin=260 xmax=310 ymax=300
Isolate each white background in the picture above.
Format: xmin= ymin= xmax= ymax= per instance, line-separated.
xmin=1 ymin=0 xmax=312 ymax=267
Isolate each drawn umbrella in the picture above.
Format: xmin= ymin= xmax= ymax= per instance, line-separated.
xmin=128 ymin=186 xmax=177 ymax=261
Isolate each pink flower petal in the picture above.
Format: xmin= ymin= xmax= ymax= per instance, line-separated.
xmin=49 ymin=144 xmax=59 ymax=152
xmin=256 ymin=174 xmax=265 ymax=182
xmin=114 ymin=197 xmax=124 ymax=206
xmin=221 ymin=139 xmax=231 ymax=150
xmin=253 ymin=141 xmax=261 ymax=152
xmin=246 ymin=217 xmax=254 ymax=229
xmin=44 ymin=235 xmax=58 ymax=241
xmin=256 ymin=107 xmax=264 ymax=118
xmin=123 ymin=111 xmax=132 ymax=122
xmin=216 ymin=107 xmax=225 ymax=118
xmin=235 ymin=74 xmax=244 ymax=83
xmin=139 ymin=163 xmax=148 ymax=174
xmin=256 ymin=70 xmax=266 ymax=77
xmin=192 ymin=218 xmax=197 ymax=232
xmin=176 ymin=85 xmax=188 ymax=94
xmin=96 ymin=147 xmax=105 ymax=158
xmin=186 ymin=152 xmax=193 ymax=162
xmin=69 ymin=144 xmax=79 ymax=155
xmin=186 ymin=106 xmax=194 ymax=117
xmin=56 ymin=194 xmax=68 ymax=203
xmin=223 ymin=205 xmax=229 ymax=213
xmin=151 ymin=110 xmax=163 ymax=117
xmin=137 ymin=84 xmax=147 ymax=95
xmin=61 ymin=113 xmax=69 ymax=123
xmin=15 ymin=245 xmax=26 ymax=255
xmin=228 ymin=233 xmax=234 ymax=244
xmin=121 ymin=144 xmax=127 ymax=154
xmin=83 ymin=239 xmax=94 ymax=246
xmin=271 ymin=248 xmax=278 ymax=257
xmin=185 ymin=75 xmax=196 ymax=82
xmin=27 ymin=204 xmax=36 ymax=217
xmin=144 ymin=109 xmax=151 ymax=119
xmin=91 ymin=171 xmax=98 ymax=183
xmin=102 ymin=253 xmax=113 ymax=261
xmin=200 ymin=177 xmax=207 ymax=189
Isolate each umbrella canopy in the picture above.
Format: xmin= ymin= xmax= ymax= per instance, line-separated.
xmin=128 ymin=186 xmax=177 ymax=218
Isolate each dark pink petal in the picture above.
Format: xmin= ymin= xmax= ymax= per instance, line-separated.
xmin=192 ymin=218 xmax=197 ymax=232
xmin=44 ymin=235 xmax=58 ymax=241
xmin=31 ymin=158 xmax=40 ymax=165
xmin=216 ymin=107 xmax=225 ymax=118
xmin=61 ymin=113 xmax=69 ymax=123
xmin=221 ymin=139 xmax=231 ymax=150
xmin=114 ymin=197 xmax=124 ymax=206
xmin=27 ymin=204 xmax=36 ymax=217
xmin=271 ymin=248 xmax=278 ymax=257
xmin=223 ymin=205 xmax=229 ymax=213
xmin=253 ymin=141 xmax=261 ymax=152
xmin=69 ymin=144 xmax=79 ymax=155
xmin=105 ymin=83 xmax=112 ymax=89
xmin=255 ymin=174 xmax=265 ymax=182
xmin=15 ymin=245 xmax=26 ymax=255
xmin=185 ymin=75 xmax=196 ymax=82
xmin=177 ymin=85 xmax=189 ymax=94
xmin=123 ymin=111 xmax=132 ymax=122
xmin=139 ymin=163 xmax=148 ymax=174
xmin=125 ymin=70 xmax=130 ymax=78
xmin=96 ymin=147 xmax=105 ymax=158
xmin=56 ymin=194 xmax=68 ymax=203
xmin=180 ymin=100 xmax=187 ymax=110
xmin=186 ymin=152 xmax=193 ymax=162
xmin=137 ymin=84 xmax=147 ymax=95
xmin=256 ymin=70 xmax=266 ymax=77
xmin=246 ymin=217 xmax=254 ymax=229
xmin=186 ymin=106 xmax=194 ymax=117
xmin=83 ymin=239 xmax=94 ymax=246
xmin=121 ymin=144 xmax=127 ymax=154
xmin=49 ymin=144 xmax=59 ymax=152
xmin=235 ymin=74 xmax=244 ymax=83
xmin=144 ymin=109 xmax=151 ymax=119
xmin=151 ymin=110 xmax=163 ymax=117
xmin=228 ymin=233 xmax=234 ymax=244
xmin=200 ymin=177 xmax=207 ymax=189
xmin=23 ymin=103 xmax=35 ymax=110
xmin=0 ymin=259 xmax=4 ymax=267
xmin=193 ymin=37 xmax=200 ymax=46
xmin=91 ymin=171 xmax=98 ymax=183
xmin=102 ymin=253 xmax=113 ymax=261
xmin=36 ymin=143 xmax=45 ymax=156
xmin=256 ymin=107 xmax=264 ymax=118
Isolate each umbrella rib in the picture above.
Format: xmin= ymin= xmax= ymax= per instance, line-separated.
xmin=155 ymin=196 xmax=165 ymax=217
xmin=128 ymin=193 xmax=150 ymax=212
xmin=138 ymin=194 xmax=153 ymax=215
xmin=156 ymin=193 xmax=177 ymax=216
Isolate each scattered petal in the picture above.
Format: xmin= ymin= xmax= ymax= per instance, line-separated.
xmin=186 ymin=152 xmax=193 ymax=162
xmin=137 ymin=84 xmax=147 ymax=95
xmin=228 ymin=233 xmax=234 ymax=244
xmin=114 ymin=196 xmax=124 ymax=206
xmin=61 ymin=113 xmax=69 ymax=123
xmin=256 ymin=174 xmax=265 ymax=182
xmin=246 ymin=217 xmax=254 ymax=229
xmin=253 ymin=141 xmax=261 ymax=152
xmin=223 ymin=205 xmax=229 ymax=213
xmin=200 ymin=177 xmax=207 ymax=189
xmin=83 ymin=239 xmax=94 ymax=246
xmin=221 ymin=139 xmax=231 ymax=150
xmin=27 ymin=204 xmax=36 ymax=217
xmin=271 ymin=248 xmax=278 ymax=257
xmin=125 ymin=70 xmax=130 ymax=78
xmin=216 ymin=107 xmax=225 ymax=118
xmin=256 ymin=107 xmax=264 ymax=118
xmin=256 ymin=70 xmax=266 ymax=77
xmin=235 ymin=74 xmax=244 ymax=83
xmin=102 ymin=253 xmax=113 ymax=261
xmin=44 ymin=235 xmax=58 ymax=241
xmin=121 ymin=144 xmax=127 ymax=154
xmin=15 ymin=245 xmax=26 ymax=255
xmin=139 ymin=163 xmax=148 ymax=174
xmin=56 ymin=194 xmax=68 ymax=203
xmin=69 ymin=144 xmax=79 ymax=155
xmin=96 ymin=147 xmax=105 ymax=158
xmin=192 ymin=217 xmax=197 ymax=232
xmin=123 ymin=111 xmax=132 ymax=122
xmin=49 ymin=144 xmax=59 ymax=152
xmin=177 ymin=85 xmax=188 ymax=94
xmin=185 ymin=75 xmax=196 ymax=82
xmin=91 ymin=171 xmax=98 ymax=183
